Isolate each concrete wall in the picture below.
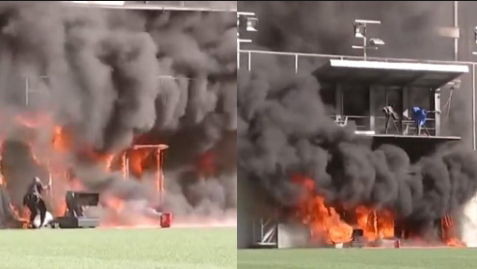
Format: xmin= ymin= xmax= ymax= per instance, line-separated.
xmin=277 ymin=223 xmax=311 ymax=249
xmin=237 ymin=171 xmax=255 ymax=249
xmin=459 ymin=194 xmax=477 ymax=247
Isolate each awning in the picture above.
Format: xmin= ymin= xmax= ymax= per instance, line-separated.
xmin=314 ymin=60 xmax=469 ymax=89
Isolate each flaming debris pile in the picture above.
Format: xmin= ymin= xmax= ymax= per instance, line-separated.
xmin=0 ymin=2 xmax=237 ymax=228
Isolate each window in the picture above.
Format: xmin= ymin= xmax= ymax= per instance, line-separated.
xmin=319 ymin=83 xmax=336 ymax=115
xmin=373 ymin=87 xmax=403 ymax=135
xmin=342 ymin=85 xmax=370 ymax=130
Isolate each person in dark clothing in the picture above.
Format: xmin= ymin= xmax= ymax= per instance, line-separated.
xmin=23 ymin=177 xmax=51 ymax=228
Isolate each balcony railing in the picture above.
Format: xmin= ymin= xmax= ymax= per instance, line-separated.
xmin=238 ymin=49 xmax=477 ymax=73
xmin=332 ymin=115 xmax=437 ymax=137
xmin=62 ymin=1 xmax=236 ymax=12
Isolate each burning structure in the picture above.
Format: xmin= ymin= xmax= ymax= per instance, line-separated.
xmin=238 ymin=1 xmax=477 ymax=249
xmin=0 ymin=1 xmax=237 ymax=229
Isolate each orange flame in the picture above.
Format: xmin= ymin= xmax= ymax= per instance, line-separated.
xmin=355 ymin=206 xmax=394 ymax=241
xmin=52 ymin=126 xmax=72 ymax=153
xmin=15 ymin=113 xmax=52 ymax=129
xmin=198 ymin=151 xmax=216 ymax=177
xmin=5 ymin=111 xmax=169 ymax=228
xmin=293 ymin=174 xmax=353 ymax=244
xmin=81 ymin=149 xmax=116 ymax=171
xmin=129 ymin=149 xmax=151 ymax=177
xmin=441 ymin=214 xmax=466 ymax=247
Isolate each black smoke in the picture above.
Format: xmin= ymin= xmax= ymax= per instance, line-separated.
xmin=0 ymin=1 xmax=236 ymax=225
xmin=238 ymin=1 xmax=477 ymax=235
xmin=240 ymin=1 xmax=453 ymax=60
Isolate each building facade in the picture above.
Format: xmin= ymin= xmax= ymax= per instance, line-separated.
xmin=238 ymin=1 xmax=477 ymax=249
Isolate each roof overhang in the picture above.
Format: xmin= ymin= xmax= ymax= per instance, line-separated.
xmin=314 ymin=59 xmax=469 ymax=89
xmin=61 ymin=2 xmax=236 ymax=12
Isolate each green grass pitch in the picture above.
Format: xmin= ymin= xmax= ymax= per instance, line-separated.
xmin=238 ymin=248 xmax=477 ymax=269
xmin=0 ymin=227 xmax=236 ymax=269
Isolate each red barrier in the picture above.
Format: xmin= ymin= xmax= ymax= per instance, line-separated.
xmin=160 ymin=212 xmax=172 ymax=228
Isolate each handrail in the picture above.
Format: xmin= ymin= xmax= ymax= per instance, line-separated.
xmin=238 ymin=49 xmax=477 ymax=66
xmin=61 ymin=2 xmax=237 ymax=12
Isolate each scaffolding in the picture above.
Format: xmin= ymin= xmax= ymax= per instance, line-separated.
xmin=121 ymin=144 xmax=169 ymax=205
xmin=252 ymin=217 xmax=278 ymax=248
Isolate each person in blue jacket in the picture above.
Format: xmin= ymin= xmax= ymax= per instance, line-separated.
xmin=412 ymin=106 xmax=428 ymax=135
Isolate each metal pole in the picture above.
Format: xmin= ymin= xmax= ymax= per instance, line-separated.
xmin=473 ymin=64 xmax=476 ymax=150
xmin=295 ymin=54 xmax=298 ymax=74
xmin=122 ymin=153 xmax=127 ymax=178
xmin=156 ymin=149 xmax=165 ymax=205
xmin=454 ymin=1 xmax=458 ymax=61
xmin=25 ymin=77 xmax=29 ymax=106
xmin=237 ymin=38 xmax=240 ymax=70
xmin=363 ymin=36 xmax=367 ymax=60
xmin=248 ymin=51 xmax=251 ymax=71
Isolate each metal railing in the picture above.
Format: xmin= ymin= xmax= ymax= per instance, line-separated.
xmin=252 ymin=217 xmax=278 ymax=247
xmin=332 ymin=115 xmax=437 ymax=136
xmin=238 ymin=49 xmax=477 ymax=73
xmin=62 ymin=1 xmax=237 ymax=12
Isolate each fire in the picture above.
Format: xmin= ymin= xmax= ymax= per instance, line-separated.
xmin=129 ymin=149 xmax=151 ymax=177
xmin=81 ymin=149 xmax=116 ymax=171
xmin=355 ymin=206 xmax=394 ymax=241
xmin=105 ymin=154 xmax=115 ymax=171
xmin=293 ymin=174 xmax=353 ymax=244
xmin=105 ymin=196 xmax=124 ymax=213
xmin=52 ymin=126 xmax=72 ymax=152
xmin=198 ymin=151 xmax=216 ymax=177
xmin=1 ymin=111 xmax=169 ymax=229
xmin=441 ymin=214 xmax=466 ymax=247
xmin=14 ymin=113 xmax=52 ymax=129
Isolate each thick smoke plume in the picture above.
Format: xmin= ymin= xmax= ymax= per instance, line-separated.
xmin=0 ymin=2 xmax=236 ymax=225
xmin=238 ymin=1 xmax=477 ymax=233
xmin=238 ymin=57 xmax=477 ymax=228
xmin=240 ymin=1 xmax=453 ymax=59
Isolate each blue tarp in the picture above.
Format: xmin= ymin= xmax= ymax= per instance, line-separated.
xmin=412 ymin=106 xmax=428 ymax=127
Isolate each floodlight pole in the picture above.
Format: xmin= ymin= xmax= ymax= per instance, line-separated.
xmin=238 ymin=39 xmax=252 ymax=69
xmin=237 ymin=12 xmax=257 ymax=70
xmin=352 ymin=19 xmax=381 ymax=60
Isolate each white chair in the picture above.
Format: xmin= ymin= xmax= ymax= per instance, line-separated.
xmin=335 ymin=116 xmax=348 ymax=127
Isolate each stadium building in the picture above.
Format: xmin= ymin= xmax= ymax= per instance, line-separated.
xmin=238 ymin=2 xmax=477 ymax=249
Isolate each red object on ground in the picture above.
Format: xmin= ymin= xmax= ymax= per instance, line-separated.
xmin=395 ymin=239 xmax=401 ymax=248
xmin=160 ymin=212 xmax=172 ymax=228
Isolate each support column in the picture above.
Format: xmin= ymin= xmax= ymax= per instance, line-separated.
xmin=402 ymin=87 xmax=411 ymax=135
xmin=434 ymin=88 xmax=441 ymax=136
xmin=402 ymin=87 xmax=410 ymax=119
xmin=335 ymin=84 xmax=343 ymax=119
xmin=369 ymin=86 xmax=376 ymax=132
